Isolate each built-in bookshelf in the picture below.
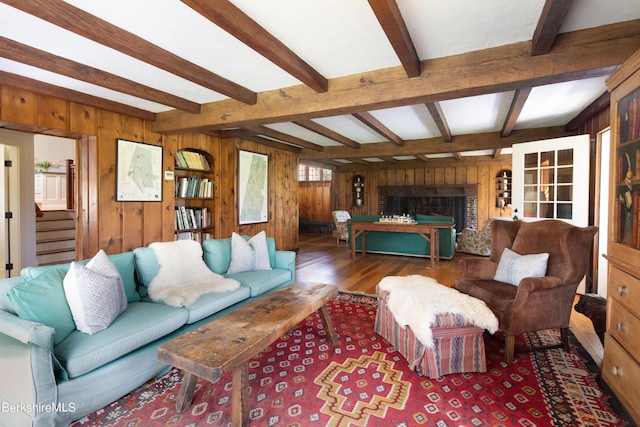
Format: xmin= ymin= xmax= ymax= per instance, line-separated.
xmin=174 ymin=148 xmax=215 ymax=242
xmin=603 ymin=49 xmax=640 ymax=425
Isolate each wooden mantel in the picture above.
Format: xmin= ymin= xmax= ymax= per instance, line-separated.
xmin=377 ymin=184 xmax=478 ymax=197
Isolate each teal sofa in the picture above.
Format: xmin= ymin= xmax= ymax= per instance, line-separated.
xmin=0 ymin=236 xmax=295 ymax=427
xmin=347 ymin=214 xmax=456 ymax=259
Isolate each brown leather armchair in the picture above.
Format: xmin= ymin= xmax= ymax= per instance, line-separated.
xmin=454 ymin=219 xmax=598 ymax=363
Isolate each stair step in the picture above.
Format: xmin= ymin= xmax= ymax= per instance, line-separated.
xmin=36 ymin=239 xmax=76 ymax=253
xmin=35 ymin=209 xmax=77 ymax=267
xmin=36 ymin=221 xmax=75 ymax=231
xmin=36 ymin=210 xmax=75 ymax=220
xmin=36 ymin=229 xmax=75 ymax=240
xmin=36 ymin=250 xmax=76 ymax=266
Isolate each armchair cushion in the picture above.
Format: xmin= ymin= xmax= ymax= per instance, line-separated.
xmin=493 ymin=248 xmax=549 ymax=286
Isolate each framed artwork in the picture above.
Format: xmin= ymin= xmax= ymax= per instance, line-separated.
xmin=238 ymin=149 xmax=268 ymax=224
xmin=116 ymin=139 xmax=163 ymax=202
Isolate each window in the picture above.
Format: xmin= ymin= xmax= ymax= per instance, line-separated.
xmin=298 ymin=165 xmax=332 ymax=182
xmin=523 ymin=149 xmax=574 ymax=219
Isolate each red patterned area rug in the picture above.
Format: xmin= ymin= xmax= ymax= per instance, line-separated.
xmin=72 ymin=292 xmax=632 ymax=427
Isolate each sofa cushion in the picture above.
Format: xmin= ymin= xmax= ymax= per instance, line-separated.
xmin=63 ymin=250 xmax=128 ymax=335
xmin=202 ymin=237 xmax=232 ymax=274
xmin=415 ymin=214 xmax=455 ymax=224
xmin=54 ymin=301 xmax=188 ymax=378
xmin=0 ymin=276 xmax=25 ymax=315
xmin=132 ymin=246 xmax=159 ymax=297
xmin=7 ymin=268 xmax=75 ymax=345
xmin=227 ymin=231 xmax=272 ymax=274
xmin=21 ymin=251 xmax=140 ymax=303
xmin=183 ymin=285 xmax=251 ymax=324
xmin=225 ymin=268 xmax=291 ymax=297
xmin=202 ymin=236 xmax=277 ymax=274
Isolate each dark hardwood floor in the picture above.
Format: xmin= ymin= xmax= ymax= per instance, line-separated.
xmin=295 ymin=233 xmax=604 ymax=366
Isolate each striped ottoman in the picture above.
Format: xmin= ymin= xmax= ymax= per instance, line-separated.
xmin=375 ymin=288 xmax=487 ymax=378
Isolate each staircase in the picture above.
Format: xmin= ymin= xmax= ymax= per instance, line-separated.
xmin=36 ymin=210 xmax=76 ymax=266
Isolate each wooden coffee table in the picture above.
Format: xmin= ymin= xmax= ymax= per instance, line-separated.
xmin=157 ymin=282 xmax=339 ymax=426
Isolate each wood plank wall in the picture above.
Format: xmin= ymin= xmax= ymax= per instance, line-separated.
xmin=299 ymin=182 xmax=332 ymax=223
xmin=0 ymin=85 xmax=300 ymax=260
xmin=328 ymin=160 xmax=514 ymax=230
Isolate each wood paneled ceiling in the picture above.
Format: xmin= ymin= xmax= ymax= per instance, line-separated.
xmin=1 ymin=0 xmax=639 ymax=168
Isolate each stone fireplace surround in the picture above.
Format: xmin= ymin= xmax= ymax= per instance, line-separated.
xmin=377 ymin=185 xmax=478 ymax=230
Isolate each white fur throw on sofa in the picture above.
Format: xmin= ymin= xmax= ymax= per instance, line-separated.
xmin=148 ymin=240 xmax=240 ymax=307
xmin=378 ymin=275 xmax=498 ymax=348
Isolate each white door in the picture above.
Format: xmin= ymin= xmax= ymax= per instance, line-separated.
xmin=511 ymin=134 xmax=590 ymax=227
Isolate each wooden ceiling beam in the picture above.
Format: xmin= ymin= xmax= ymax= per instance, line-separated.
xmin=0 ymin=71 xmax=156 ymax=120
xmin=0 ymin=36 xmax=200 ymax=114
xmin=245 ymin=125 xmax=324 ymax=151
xmin=501 ymin=87 xmax=532 ymax=137
xmin=531 ymin=0 xmax=574 ymax=56
xmin=293 ymin=120 xmax=361 ymax=149
xmin=425 ymin=101 xmax=452 ymax=142
xmin=240 ymin=135 xmax=302 ymax=153
xmin=336 ymin=155 xmax=513 ymax=171
xmin=182 ymin=0 xmax=327 ymax=93
xmin=1 ymin=0 xmax=257 ymax=105
xmin=300 ymin=126 xmax=569 ymax=161
xmin=368 ymin=0 xmax=420 ymax=78
xmin=353 ymin=112 xmax=404 ymax=146
xmin=378 ymin=156 xmax=399 ymax=163
xmin=155 ymin=20 xmax=640 ymax=133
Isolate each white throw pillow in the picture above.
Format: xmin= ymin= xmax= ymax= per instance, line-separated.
xmin=227 ymin=231 xmax=272 ymax=274
xmin=493 ymin=247 xmax=549 ymax=286
xmin=64 ymin=250 xmax=127 ymax=334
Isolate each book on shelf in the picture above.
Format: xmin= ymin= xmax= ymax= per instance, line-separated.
xmin=174 ymin=150 xmax=211 ymax=170
xmin=174 ymin=176 xmax=214 ymax=198
xmin=174 ymin=206 xmax=211 ymax=230
xmin=175 ymin=230 xmax=212 ymax=243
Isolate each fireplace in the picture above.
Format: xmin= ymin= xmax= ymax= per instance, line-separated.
xmin=378 ymin=185 xmax=478 ymax=230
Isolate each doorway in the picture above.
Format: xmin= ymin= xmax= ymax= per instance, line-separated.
xmin=33 ymin=135 xmax=77 ymax=265
xmin=1 ymin=144 xmax=20 ymax=278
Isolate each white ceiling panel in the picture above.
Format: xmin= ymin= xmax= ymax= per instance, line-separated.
xmin=63 ymin=0 xmax=301 ymax=92
xmin=229 ymin=0 xmax=400 ymax=78
xmin=312 ymin=115 xmax=386 ymax=144
xmin=400 ymin=0 xmax=545 ymax=60
xmin=264 ymin=123 xmax=341 ymax=147
xmin=560 ymin=0 xmax=640 ymax=32
xmin=515 ymin=77 xmax=609 ymax=130
xmin=440 ymin=92 xmax=514 ymax=135
xmin=368 ymin=105 xmax=441 ymax=140
xmin=0 ymin=58 xmax=170 ymax=112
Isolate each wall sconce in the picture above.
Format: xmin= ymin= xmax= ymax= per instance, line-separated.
xmin=352 ymin=174 xmax=365 ymax=206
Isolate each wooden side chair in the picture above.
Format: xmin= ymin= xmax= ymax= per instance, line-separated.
xmin=331 ymin=210 xmax=351 ymax=246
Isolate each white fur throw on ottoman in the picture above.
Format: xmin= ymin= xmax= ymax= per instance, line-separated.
xmin=148 ymin=240 xmax=240 ymax=307
xmin=377 ymin=275 xmax=498 ymax=348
